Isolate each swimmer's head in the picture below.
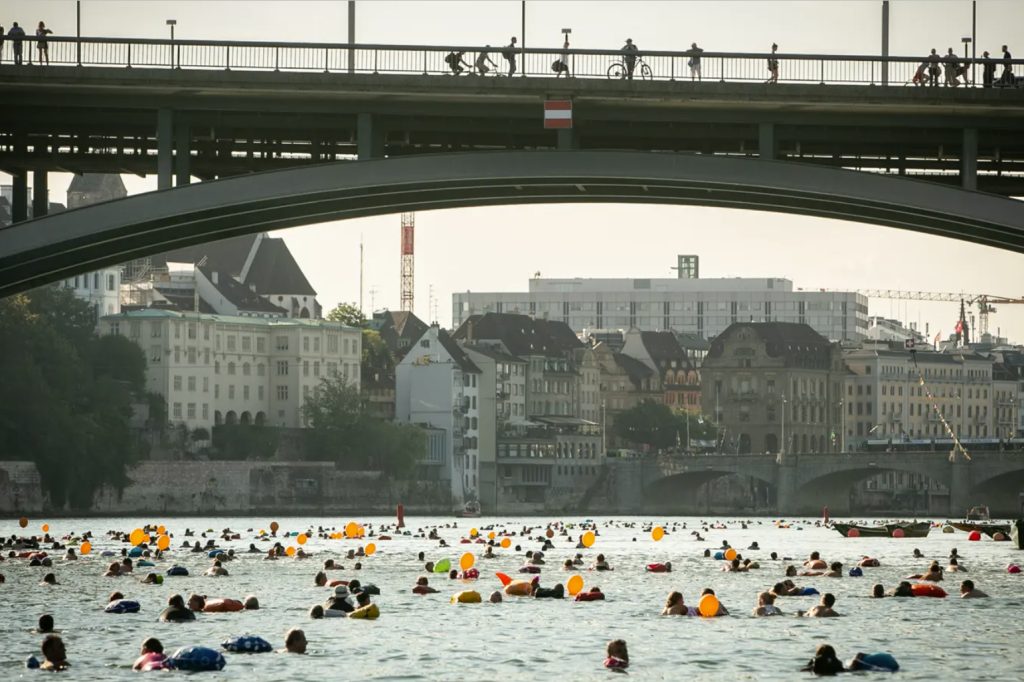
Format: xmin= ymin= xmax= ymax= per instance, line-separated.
xmin=309 ymin=605 xmax=324 ymax=619
xmin=872 ymin=583 xmax=885 ymax=598
xmin=243 ymin=595 xmax=259 ymax=610
xmin=489 ymin=591 xmax=503 ymax=603
xmin=141 ymin=638 xmax=163 ymax=655
xmin=38 ymin=614 xmax=54 ymax=633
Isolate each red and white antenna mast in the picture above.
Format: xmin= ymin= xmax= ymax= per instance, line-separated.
xmin=400 ymin=212 xmax=415 ymax=312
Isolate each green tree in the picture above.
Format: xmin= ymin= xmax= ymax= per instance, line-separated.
xmin=0 ymin=288 xmax=146 ymax=509
xmin=613 ymin=400 xmax=679 ymax=449
xmin=326 ymin=302 xmax=368 ymax=328
xmin=302 ymin=372 xmax=423 ymax=477
xmin=361 ymin=328 xmax=395 ymax=387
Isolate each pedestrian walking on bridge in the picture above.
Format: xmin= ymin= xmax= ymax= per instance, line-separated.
xmin=765 ymin=43 xmax=779 ymax=84
xmin=36 ymin=21 xmax=52 ymax=66
xmin=621 ymin=38 xmax=638 ymax=80
xmin=687 ymin=42 xmax=703 ymax=81
xmin=503 ymin=36 xmax=517 ymax=77
xmin=8 ymin=21 xmax=25 ymax=65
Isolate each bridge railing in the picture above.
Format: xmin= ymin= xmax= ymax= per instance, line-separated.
xmin=12 ymin=37 xmax=1024 ymax=88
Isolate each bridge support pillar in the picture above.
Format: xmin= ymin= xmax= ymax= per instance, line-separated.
xmin=357 ymin=113 xmax=385 ymax=160
xmin=31 ymin=171 xmax=48 ymax=218
xmin=11 ymin=171 xmax=28 ymax=223
xmin=775 ymin=458 xmax=799 ymax=515
xmin=758 ymin=123 xmax=776 ymax=160
xmin=174 ymin=124 xmax=191 ymax=186
xmin=948 ymin=459 xmax=973 ymax=517
xmin=961 ymin=128 xmax=978 ymax=191
xmin=557 ymin=128 xmax=578 ymax=151
xmin=157 ymin=109 xmax=174 ymax=190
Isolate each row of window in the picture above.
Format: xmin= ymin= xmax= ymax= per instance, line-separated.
xmin=64 ymin=272 xmax=117 ymax=292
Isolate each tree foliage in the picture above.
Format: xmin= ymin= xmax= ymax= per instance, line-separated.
xmin=0 ymin=287 xmax=147 ymax=509
xmin=613 ymin=400 xmax=718 ymax=449
xmin=326 ymin=302 xmax=368 ymax=328
xmin=302 ymin=372 xmax=423 ymax=477
xmin=361 ymin=328 xmax=395 ymax=387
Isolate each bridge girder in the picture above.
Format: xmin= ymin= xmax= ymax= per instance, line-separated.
xmin=2 ymin=150 xmax=1023 ymax=299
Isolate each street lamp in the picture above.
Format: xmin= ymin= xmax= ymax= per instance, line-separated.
xmin=962 ymin=36 xmax=972 ymax=86
xmin=839 ymin=399 xmax=846 ymax=453
xmin=166 ymin=19 xmax=177 ymax=69
xmin=777 ymin=393 xmax=787 ymax=464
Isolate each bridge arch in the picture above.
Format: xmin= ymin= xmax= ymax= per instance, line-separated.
xmin=794 ymin=460 xmax=951 ymax=515
xmin=2 ymin=151 xmax=1024 ymax=297
xmin=645 ymin=462 xmax=777 ymax=513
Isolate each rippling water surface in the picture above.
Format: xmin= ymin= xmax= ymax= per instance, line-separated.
xmin=2 ymin=515 xmax=1023 ymax=680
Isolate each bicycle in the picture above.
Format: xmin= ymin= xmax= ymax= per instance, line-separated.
xmin=607 ymin=56 xmax=653 ymax=80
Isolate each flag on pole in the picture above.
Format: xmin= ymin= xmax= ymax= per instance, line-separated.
xmin=543 ymin=99 xmax=573 ymax=129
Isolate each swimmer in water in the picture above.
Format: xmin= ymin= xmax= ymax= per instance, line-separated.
xmin=753 ymin=591 xmax=783 ymax=616
xmin=947 ymin=557 xmax=966 ymax=573
xmin=489 ymin=590 xmax=503 ymax=603
xmin=187 ymin=594 xmax=206 ymax=612
xmin=871 ymin=584 xmax=885 ymax=598
xmin=909 ymin=561 xmax=943 ymax=582
xmin=662 ymin=591 xmax=688 ymax=615
xmin=913 ymin=548 xmax=924 ymax=559
xmin=890 ymin=581 xmax=914 ymax=598
xmin=804 ymin=551 xmax=822 ymax=567
xmin=41 ymin=572 xmax=58 ymax=585
xmin=205 ymin=560 xmax=228 ymax=577
xmin=604 ymin=639 xmax=629 ymax=670
xmin=284 ymin=628 xmax=307 ymax=654
xmin=824 ymin=561 xmax=843 ymax=578
xmin=132 ymin=638 xmax=168 ymax=671
xmin=700 ymin=587 xmax=729 ymax=615
xmin=40 ymin=634 xmax=70 ymax=671
xmin=593 ymin=554 xmax=612 ymax=571
xmin=309 ymin=605 xmax=324 ymax=619
xmin=104 ymin=562 xmax=121 ymax=577
xmin=243 ymin=595 xmax=259 ymax=610
xmin=801 ymin=643 xmax=844 ymax=675
xmin=804 ymin=593 xmax=840 ymax=618
xmin=412 ymin=576 xmax=438 ymax=594
xmin=314 ymin=571 xmax=327 ymax=587
xmin=37 ymin=614 xmax=55 ymax=633
xmin=959 ymin=579 xmax=988 ymax=599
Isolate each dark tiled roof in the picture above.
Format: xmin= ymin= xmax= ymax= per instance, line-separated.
xmin=67 ymin=173 xmax=127 ymax=196
xmin=374 ymin=310 xmax=429 ymax=357
xmin=150 ymin=287 xmax=217 ymax=314
xmin=452 ymin=313 xmax=583 ymax=357
xmin=463 ymin=343 xmax=523 ymax=364
xmin=437 ymin=329 xmax=479 ymax=374
xmin=614 ymin=352 xmax=653 ymax=386
xmin=640 ymin=331 xmax=693 ymax=368
xmin=708 ymin=322 xmax=838 ymax=369
xmin=244 ymin=237 xmax=316 ymax=296
xmin=674 ymin=332 xmax=711 ymax=351
xmin=200 ymin=266 xmax=287 ymax=315
xmin=153 ymin=234 xmax=258 ymax=275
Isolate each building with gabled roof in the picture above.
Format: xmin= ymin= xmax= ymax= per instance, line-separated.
xmin=621 ymin=329 xmax=702 ymax=413
xmin=372 ymin=310 xmax=430 ymax=362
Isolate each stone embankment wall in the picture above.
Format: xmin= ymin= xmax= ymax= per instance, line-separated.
xmin=0 ymin=462 xmax=44 ymax=513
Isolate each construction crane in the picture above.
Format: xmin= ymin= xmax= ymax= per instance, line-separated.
xmin=399 ymin=212 xmax=415 ymax=313
xmin=854 ymin=289 xmax=1024 ymax=340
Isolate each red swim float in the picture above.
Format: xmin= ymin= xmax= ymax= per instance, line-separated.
xmin=574 ymin=589 xmax=606 ymax=602
xmin=910 ymin=583 xmax=947 ymax=598
xmin=203 ymin=598 xmax=244 ymax=612
xmin=646 ymin=563 xmax=670 ymax=573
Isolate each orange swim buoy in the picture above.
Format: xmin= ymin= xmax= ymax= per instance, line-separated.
xmin=202 ymin=598 xmax=244 ymax=612
xmin=910 ymin=583 xmax=947 ymax=598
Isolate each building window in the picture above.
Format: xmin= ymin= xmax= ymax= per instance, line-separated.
xmin=328 ymin=334 xmax=339 ymax=353
xmin=203 ymin=377 xmax=209 ymax=393
xmin=303 ymin=336 xmax=310 ymax=352
xmin=228 ymin=362 xmax=236 ymax=375
xmin=243 ymin=362 xmax=251 ymax=376
xmin=277 ymin=361 xmax=289 ymax=376
xmin=258 ymin=385 xmax=265 ymax=400
xmin=227 ymin=335 xmax=236 ymax=351
xmin=314 ymin=337 xmax=320 ymax=352
xmin=228 ymin=385 xmax=235 ymax=400
xmin=257 ymin=364 xmax=265 ymax=377
xmin=187 ymin=376 xmax=196 ymax=392
xmin=187 ymin=403 xmax=196 ymax=419
xmin=243 ymin=385 xmax=250 ymax=400
xmin=173 ymin=375 xmax=182 ymax=391
xmin=149 ymin=345 xmax=161 ymax=363
xmin=277 ymin=385 xmax=289 ymax=400
xmin=314 ymin=361 xmax=321 ymax=377
xmin=303 ymin=360 xmax=310 ymax=377
xmin=172 ymin=402 xmax=182 ymax=418
xmin=257 ymin=337 xmax=266 ymax=353
xmin=202 ymin=403 xmax=209 ymax=420
xmin=276 ymin=336 xmax=289 ymax=351
xmin=242 ymin=336 xmax=251 ymax=351
xmin=214 ymin=384 xmax=219 ymax=399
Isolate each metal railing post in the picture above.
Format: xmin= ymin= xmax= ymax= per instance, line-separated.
xmin=127 ymin=42 xmax=132 ymax=68
xmin=274 ymin=46 xmax=279 ymax=72
xmin=325 ymin=47 xmax=329 ymax=73
xmin=670 ymin=57 xmax=674 ymax=81
xmin=720 ymin=56 xmax=725 ymax=82
xmin=820 ymin=59 xmax=824 ymax=85
xmin=423 ymin=49 xmax=428 ymax=75
xmin=226 ymin=45 xmax=231 ymax=70
xmin=373 ymin=49 xmax=378 ymax=75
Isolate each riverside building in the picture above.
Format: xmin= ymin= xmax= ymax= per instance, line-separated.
xmin=453 ymin=256 xmax=867 ymax=343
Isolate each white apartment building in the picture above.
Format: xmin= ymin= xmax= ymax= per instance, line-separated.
xmin=453 ymin=267 xmax=867 ymax=343
xmin=98 ymin=309 xmax=361 ymax=432
xmin=60 ymin=174 xmax=126 ymax=318
xmin=844 ymin=347 xmax=997 ymax=448
xmin=395 ymin=325 xmax=480 ymax=507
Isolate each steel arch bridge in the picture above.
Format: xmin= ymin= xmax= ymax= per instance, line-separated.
xmin=1 ymin=150 xmax=1023 ymax=298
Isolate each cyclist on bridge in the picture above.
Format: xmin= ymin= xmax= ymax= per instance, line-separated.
xmin=621 ymin=38 xmax=638 ymax=80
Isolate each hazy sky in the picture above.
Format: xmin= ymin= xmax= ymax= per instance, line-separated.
xmin=4 ymin=1 xmax=1023 ymax=340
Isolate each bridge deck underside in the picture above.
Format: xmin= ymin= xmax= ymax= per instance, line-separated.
xmin=2 ymin=69 xmax=1024 ymax=195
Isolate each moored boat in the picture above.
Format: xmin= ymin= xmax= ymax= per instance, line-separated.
xmin=457 ymin=500 xmax=481 ymax=518
xmin=833 ymin=521 xmax=931 ymax=538
xmin=949 ymin=521 xmax=1012 ymax=538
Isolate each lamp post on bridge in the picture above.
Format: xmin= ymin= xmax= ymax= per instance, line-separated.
xmin=777 ymin=393 xmax=787 ymax=464
xmin=166 ymin=19 xmax=176 ymax=69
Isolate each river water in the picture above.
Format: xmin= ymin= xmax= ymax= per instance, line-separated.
xmin=2 ymin=515 xmax=1023 ymax=680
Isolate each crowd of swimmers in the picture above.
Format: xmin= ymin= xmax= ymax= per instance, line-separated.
xmin=2 ymin=518 xmax=1017 ymax=674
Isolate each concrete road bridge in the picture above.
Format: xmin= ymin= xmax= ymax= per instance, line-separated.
xmin=609 ymin=449 xmax=1024 ymax=516
xmin=1 ymin=38 xmax=1023 ymax=294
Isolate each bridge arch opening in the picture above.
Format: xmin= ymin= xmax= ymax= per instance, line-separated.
xmin=645 ymin=469 xmax=777 ymax=514
xmin=968 ymin=467 xmax=1024 ymax=516
xmin=796 ymin=465 xmax=949 ymax=516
